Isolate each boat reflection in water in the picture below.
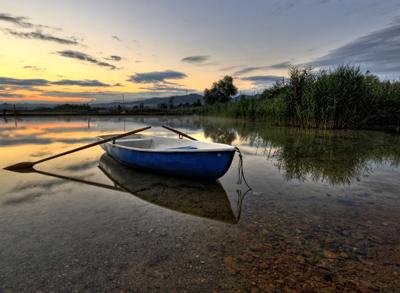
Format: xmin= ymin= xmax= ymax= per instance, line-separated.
xmin=7 ymin=153 xmax=246 ymax=223
xmin=99 ymin=154 xmax=239 ymax=223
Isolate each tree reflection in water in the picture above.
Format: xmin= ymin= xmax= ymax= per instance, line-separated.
xmin=203 ymin=125 xmax=237 ymax=145
xmin=200 ymin=117 xmax=400 ymax=185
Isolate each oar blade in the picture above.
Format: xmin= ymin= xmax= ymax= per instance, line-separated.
xmin=4 ymin=162 xmax=35 ymax=172
xmin=4 ymin=126 xmax=151 ymax=172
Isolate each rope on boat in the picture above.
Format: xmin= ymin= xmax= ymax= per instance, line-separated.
xmin=235 ymin=146 xmax=252 ymax=190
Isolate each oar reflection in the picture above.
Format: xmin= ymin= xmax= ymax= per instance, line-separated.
xmin=23 ymin=154 xmax=249 ymax=224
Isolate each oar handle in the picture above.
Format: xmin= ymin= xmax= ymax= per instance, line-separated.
xmin=34 ymin=126 xmax=151 ymax=165
xmin=162 ymin=125 xmax=197 ymax=141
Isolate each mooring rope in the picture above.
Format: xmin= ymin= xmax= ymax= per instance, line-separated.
xmin=235 ymin=187 xmax=252 ymax=221
xmin=234 ymin=146 xmax=252 ymax=190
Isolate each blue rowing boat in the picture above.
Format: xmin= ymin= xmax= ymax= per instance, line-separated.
xmin=97 ymin=134 xmax=236 ymax=180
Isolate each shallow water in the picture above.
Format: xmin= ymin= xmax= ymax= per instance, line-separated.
xmin=1 ymin=116 xmax=399 ymax=292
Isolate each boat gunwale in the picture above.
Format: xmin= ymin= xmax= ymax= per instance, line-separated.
xmin=97 ymin=135 xmax=236 ymax=153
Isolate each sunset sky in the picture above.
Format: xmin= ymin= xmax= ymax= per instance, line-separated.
xmin=1 ymin=0 xmax=400 ymax=104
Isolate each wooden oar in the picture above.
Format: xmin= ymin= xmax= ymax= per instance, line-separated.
xmin=162 ymin=125 xmax=197 ymax=141
xmin=4 ymin=126 xmax=151 ymax=172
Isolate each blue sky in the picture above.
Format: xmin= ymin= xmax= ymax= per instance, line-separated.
xmin=1 ymin=0 xmax=400 ymax=103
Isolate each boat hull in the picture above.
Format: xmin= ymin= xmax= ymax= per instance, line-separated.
xmin=101 ymin=143 xmax=235 ymax=180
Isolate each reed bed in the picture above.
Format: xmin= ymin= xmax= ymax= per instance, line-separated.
xmin=200 ymin=66 xmax=400 ymax=130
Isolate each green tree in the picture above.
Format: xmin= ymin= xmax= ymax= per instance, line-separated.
xmin=204 ymin=76 xmax=238 ymax=105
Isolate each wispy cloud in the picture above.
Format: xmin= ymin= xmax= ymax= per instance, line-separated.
xmin=0 ymin=77 xmax=49 ymax=86
xmin=233 ymin=61 xmax=291 ymax=76
xmin=234 ymin=66 xmax=269 ymax=76
xmin=127 ymin=70 xmax=187 ymax=83
xmin=3 ymin=28 xmax=79 ymax=45
xmin=241 ymin=75 xmax=284 ymax=85
xmin=139 ymin=84 xmax=192 ymax=92
xmin=42 ymin=91 xmax=101 ymax=98
xmin=52 ymin=80 xmax=110 ymax=87
xmin=56 ymin=50 xmax=117 ymax=70
xmin=23 ymin=65 xmax=44 ymax=71
xmin=112 ymin=35 xmax=121 ymax=41
xmin=269 ymin=61 xmax=292 ymax=69
xmin=0 ymin=12 xmax=62 ymax=31
xmin=0 ymin=93 xmax=23 ymax=98
xmin=127 ymin=70 xmax=189 ymax=93
xmin=219 ymin=64 xmax=245 ymax=71
xmin=0 ymin=12 xmax=33 ymax=28
xmin=305 ymin=18 xmax=400 ymax=74
xmin=105 ymin=55 xmax=122 ymax=61
xmin=0 ymin=77 xmax=111 ymax=87
xmin=181 ymin=55 xmax=209 ymax=64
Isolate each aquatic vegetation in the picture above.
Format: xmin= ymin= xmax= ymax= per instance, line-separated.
xmin=200 ymin=65 xmax=400 ymax=130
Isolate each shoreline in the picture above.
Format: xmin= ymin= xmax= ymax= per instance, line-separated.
xmin=2 ymin=113 xmax=399 ymax=133
xmin=1 ymin=112 xmax=194 ymax=117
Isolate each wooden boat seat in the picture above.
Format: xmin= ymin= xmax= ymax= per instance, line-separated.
xmin=116 ymin=138 xmax=153 ymax=149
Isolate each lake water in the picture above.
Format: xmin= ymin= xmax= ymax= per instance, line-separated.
xmin=1 ymin=116 xmax=399 ymax=292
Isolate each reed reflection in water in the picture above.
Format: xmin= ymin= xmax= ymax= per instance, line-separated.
xmin=201 ymin=117 xmax=400 ymax=185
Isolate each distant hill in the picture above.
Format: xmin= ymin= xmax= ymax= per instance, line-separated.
xmin=232 ymin=94 xmax=261 ymax=102
xmin=0 ymin=103 xmax=55 ymax=110
xmin=93 ymin=93 xmax=203 ymax=108
xmin=0 ymin=93 xmax=203 ymax=110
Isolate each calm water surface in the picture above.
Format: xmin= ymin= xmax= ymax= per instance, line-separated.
xmin=1 ymin=116 xmax=400 ymax=292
